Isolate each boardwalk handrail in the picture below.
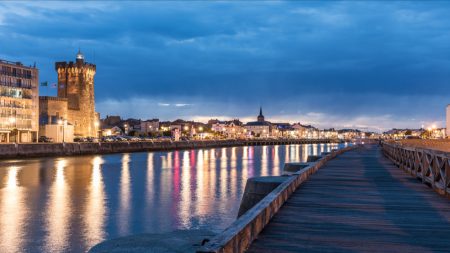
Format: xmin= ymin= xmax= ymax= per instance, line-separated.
xmin=196 ymin=145 xmax=356 ymax=253
xmin=382 ymin=142 xmax=450 ymax=196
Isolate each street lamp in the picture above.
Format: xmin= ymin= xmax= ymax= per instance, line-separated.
xmin=58 ymin=119 xmax=67 ymax=143
xmin=124 ymin=124 xmax=129 ymax=135
xmin=94 ymin=121 xmax=100 ymax=138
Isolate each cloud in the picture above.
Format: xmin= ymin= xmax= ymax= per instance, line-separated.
xmin=174 ymin=103 xmax=192 ymax=107
xmin=1 ymin=1 xmax=449 ymax=131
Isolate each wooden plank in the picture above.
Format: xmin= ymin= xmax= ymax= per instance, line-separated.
xmin=247 ymin=145 xmax=450 ymax=253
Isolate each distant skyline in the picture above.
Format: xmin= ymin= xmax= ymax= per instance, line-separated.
xmin=0 ymin=1 xmax=449 ymax=132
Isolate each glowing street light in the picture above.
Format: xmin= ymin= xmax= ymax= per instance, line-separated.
xmin=198 ymin=126 xmax=203 ymax=131
xmin=58 ymin=119 xmax=67 ymax=143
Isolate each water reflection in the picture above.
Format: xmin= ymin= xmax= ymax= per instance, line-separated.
xmin=45 ymin=160 xmax=70 ymax=253
xmin=272 ymin=145 xmax=280 ymax=175
xmin=0 ymin=143 xmax=347 ymax=253
xmin=84 ymin=156 xmax=106 ymax=248
xmin=180 ymin=151 xmax=191 ymax=227
xmin=0 ymin=166 xmax=26 ymax=253
xmin=118 ymin=154 xmax=131 ymax=235
xmin=261 ymin=146 xmax=268 ymax=176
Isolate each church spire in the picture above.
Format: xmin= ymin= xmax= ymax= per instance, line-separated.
xmin=257 ymin=106 xmax=265 ymax=122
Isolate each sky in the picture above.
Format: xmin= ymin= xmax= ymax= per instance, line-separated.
xmin=0 ymin=1 xmax=449 ymax=132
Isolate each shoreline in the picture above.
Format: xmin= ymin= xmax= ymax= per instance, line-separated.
xmin=0 ymin=138 xmax=342 ymax=160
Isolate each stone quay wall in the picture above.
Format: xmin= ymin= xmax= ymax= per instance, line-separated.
xmin=0 ymin=139 xmax=338 ymax=159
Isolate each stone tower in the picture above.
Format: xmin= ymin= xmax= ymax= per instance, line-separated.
xmin=55 ymin=50 xmax=98 ymax=137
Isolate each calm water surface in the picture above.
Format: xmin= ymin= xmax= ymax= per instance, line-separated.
xmin=0 ymin=143 xmax=348 ymax=252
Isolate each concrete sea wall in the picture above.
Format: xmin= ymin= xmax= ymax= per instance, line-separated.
xmin=0 ymin=139 xmax=337 ymax=159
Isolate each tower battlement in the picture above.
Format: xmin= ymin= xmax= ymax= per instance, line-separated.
xmin=54 ymin=50 xmax=98 ymax=137
xmin=55 ymin=61 xmax=96 ymax=71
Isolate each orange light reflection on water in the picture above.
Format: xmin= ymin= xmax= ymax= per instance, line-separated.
xmin=0 ymin=166 xmax=26 ymax=253
xmin=45 ymin=159 xmax=70 ymax=253
xmin=83 ymin=156 xmax=106 ymax=249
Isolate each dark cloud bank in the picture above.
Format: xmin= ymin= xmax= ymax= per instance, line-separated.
xmin=0 ymin=1 xmax=449 ymax=131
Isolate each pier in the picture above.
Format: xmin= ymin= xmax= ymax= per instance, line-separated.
xmin=198 ymin=144 xmax=450 ymax=253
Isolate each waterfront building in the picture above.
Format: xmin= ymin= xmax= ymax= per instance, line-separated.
xmin=430 ymin=128 xmax=446 ymax=139
xmin=337 ymin=128 xmax=363 ymax=140
xmin=140 ymin=119 xmax=160 ymax=134
xmin=39 ymin=96 xmax=74 ymax=142
xmin=102 ymin=115 xmax=122 ymax=126
xmin=55 ymin=50 xmax=99 ymax=137
xmin=292 ymin=123 xmax=307 ymax=138
xmin=211 ymin=119 xmax=242 ymax=131
xmin=211 ymin=120 xmax=227 ymax=133
xmin=224 ymin=119 xmax=245 ymax=138
xmin=323 ymin=128 xmax=338 ymax=139
xmin=447 ymin=105 xmax=450 ymax=138
xmin=245 ymin=107 xmax=271 ymax=138
xmin=39 ymin=50 xmax=99 ymax=140
xmin=0 ymin=59 xmax=39 ymax=142
xmin=120 ymin=118 xmax=141 ymax=135
xmin=303 ymin=125 xmax=320 ymax=139
xmin=211 ymin=119 xmax=245 ymax=138
xmin=272 ymin=123 xmax=295 ymax=138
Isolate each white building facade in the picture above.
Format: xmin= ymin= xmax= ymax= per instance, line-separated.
xmin=447 ymin=105 xmax=450 ymax=138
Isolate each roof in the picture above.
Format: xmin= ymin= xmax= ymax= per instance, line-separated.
xmin=245 ymin=121 xmax=271 ymax=126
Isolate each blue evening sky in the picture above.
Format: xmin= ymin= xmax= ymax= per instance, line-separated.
xmin=0 ymin=1 xmax=449 ymax=131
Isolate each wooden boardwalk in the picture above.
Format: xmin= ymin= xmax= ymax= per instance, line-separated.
xmin=247 ymin=145 xmax=450 ymax=253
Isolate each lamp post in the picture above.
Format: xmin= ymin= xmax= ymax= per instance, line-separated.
xmin=94 ymin=121 xmax=100 ymax=138
xmin=183 ymin=125 xmax=189 ymax=137
xmin=198 ymin=126 xmax=203 ymax=140
xmin=124 ymin=124 xmax=128 ymax=135
xmin=58 ymin=119 xmax=67 ymax=143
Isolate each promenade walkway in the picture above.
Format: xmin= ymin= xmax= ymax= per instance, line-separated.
xmin=247 ymin=145 xmax=450 ymax=253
